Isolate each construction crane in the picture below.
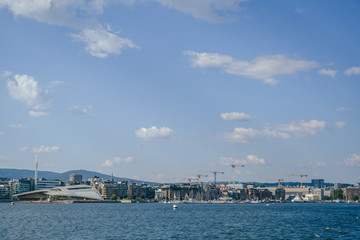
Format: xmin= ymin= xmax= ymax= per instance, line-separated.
xmin=210 ymin=171 xmax=224 ymax=186
xmin=187 ymin=178 xmax=197 ymax=185
xmin=289 ymin=174 xmax=308 ymax=187
xmin=231 ymin=164 xmax=245 ymax=186
xmin=268 ymin=178 xmax=284 ymax=187
xmin=196 ymin=174 xmax=208 ymax=182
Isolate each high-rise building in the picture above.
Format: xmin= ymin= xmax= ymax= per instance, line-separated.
xmin=311 ymin=179 xmax=324 ymax=188
xmin=69 ymin=173 xmax=82 ymax=184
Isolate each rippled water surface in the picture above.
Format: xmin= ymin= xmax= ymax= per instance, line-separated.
xmin=1 ymin=203 xmax=359 ymax=239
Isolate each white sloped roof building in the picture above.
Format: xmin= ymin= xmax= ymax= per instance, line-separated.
xmin=14 ymin=185 xmax=103 ymax=201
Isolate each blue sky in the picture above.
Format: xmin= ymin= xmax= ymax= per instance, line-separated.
xmin=0 ymin=0 xmax=359 ymax=184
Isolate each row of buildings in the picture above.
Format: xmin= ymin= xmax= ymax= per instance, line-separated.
xmin=1 ymin=175 xmax=360 ymax=202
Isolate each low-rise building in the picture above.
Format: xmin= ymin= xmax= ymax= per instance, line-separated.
xmin=284 ymin=187 xmax=309 ymax=200
xmin=37 ymin=179 xmax=64 ymax=189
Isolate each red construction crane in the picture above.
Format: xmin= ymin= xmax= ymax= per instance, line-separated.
xmin=231 ymin=164 xmax=245 ymax=186
xmin=187 ymin=178 xmax=197 ymax=185
xmin=210 ymin=171 xmax=224 ymax=186
xmin=196 ymin=174 xmax=208 ymax=182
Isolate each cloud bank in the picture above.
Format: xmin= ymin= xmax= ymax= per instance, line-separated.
xmin=157 ymin=0 xmax=246 ymax=23
xmin=0 ymin=0 xmax=137 ymax=58
xmin=184 ymin=51 xmax=319 ymax=85
xmin=223 ymin=119 xmax=326 ymax=143
xmin=344 ymin=153 xmax=360 ymax=167
xmin=220 ymin=155 xmax=266 ymax=166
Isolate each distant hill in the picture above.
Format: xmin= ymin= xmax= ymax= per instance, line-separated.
xmin=0 ymin=168 xmax=158 ymax=185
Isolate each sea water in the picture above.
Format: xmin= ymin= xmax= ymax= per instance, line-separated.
xmin=1 ymin=203 xmax=359 ymax=239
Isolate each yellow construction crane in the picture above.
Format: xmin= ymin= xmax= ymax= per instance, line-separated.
xmin=268 ymin=178 xmax=284 ymax=187
xmin=289 ymin=174 xmax=308 ymax=187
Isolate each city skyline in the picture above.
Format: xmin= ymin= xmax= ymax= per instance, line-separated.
xmin=0 ymin=1 xmax=360 ymax=183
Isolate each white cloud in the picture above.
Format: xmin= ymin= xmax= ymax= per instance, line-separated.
xmin=7 ymin=74 xmax=51 ymax=110
xmin=221 ymin=112 xmax=252 ymax=121
xmin=29 ymin=111 xmax=49 ymax=117
xmin=295 ymin=8 xmax=303 ymax=14
xmin=20 ymin=146 xmax=29 ymax=152
xmin=0 ymin=131 xmax=4 ymax=135
xmin=336 ymin=106 xmax=351 ymax=111
xmin=0 ymin=1 xmax=137 ymax=58
xmin=344 ymin=153 xmax=360 ymax=167
xmin=10 ymin=123 xmax=27 ymax=129
xmin=47 ymin=80 xmax=64 ymax=89
xmin=102 ymin=156 xmax=134 ymax=167
xmin=220 ymin=155 xmax=265 ymax=166
xmin=156 ymin=0 xmax=246 ymax=23
xmin=275 ymin=120 xmax=326 ymax=136
xmin=246 ymin=155 xmax=265 ymax=165
xmin=0 ymin=155 xmax=7 ymax=162
xmin=184 ymin=51 xmax=319 ymax=85
xmin=344 ymin=66 xmax=360 ymax=76
xmin=318 ymin=68 xmax=337 ymax=78
xmin=135 ymin=126 xmax=176 ymax=140
xmin=71 ymin=27 xmax=138 ymax=58
xmin=1 ymin=70 xmax=12 ymax=78
xmin=67 ymin=105 xmax=92 ymax=115
xmin=336 ymin=121 xmax=346 ymax=128
xmin=310 ymin=161 xmax=328 ymax=168
xmin=42 ymin=162 xmax=54 ymax=167
xmin=222 ymin=127 xmax=261 ymax=143
xmin=223 ymin=120 xmax=326 ymax=143
xmin=0 ymin=0 xmax=105 ymax=27
xmin=33 ymin=145 xmax=60 ymax=153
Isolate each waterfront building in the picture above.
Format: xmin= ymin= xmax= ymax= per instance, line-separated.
xmin=345 ymin=187 xmax=360 ymax=201
xmin=37 ymin=179 xmax=64 ymax=189
xmin=275 ymin=188 xmax=285 ymax=201
xmin=0 ymin=184 xmax=10 ymax=200
xmin=334 ymin=183 xmax=342 ymax=189
xmin=284 ymin=187 xmax=309 ymax=200
xmin=247 ymin=188 xmax=272 ymax=201
xmin=88 ymin=176 xmax=104 ymax=185
xmin=69 ymin=173 xmax=82 ymax=184
xmin=13 ymin=185 xmax=103 ymax=201
xmin=100 ymin=182 xmax=119 ymax=199
xmin=99 ymin=180 xmax=130 ymax=199
xmin=9 ymin=178 xmax=35 ymax=195
xmin=227 ymin=183 xmax=246 ymax=189
xmin=155 ymin=188 xmax=163 ymax=200
xmin=0 ymin=177 xmax=10 ymax=185
xmin=311 ymin=188 xmax=324 ymax=200
xmin=311 ymin=179 xmax=324 ymax=188
xmin=160 ymin=184 xmax=202 ymax=201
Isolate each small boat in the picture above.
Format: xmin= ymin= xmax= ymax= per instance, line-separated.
xmin=173 ymin=204 xmax=178 ymax=209
xmin=11 ymin=202 xmax=14 ymax=205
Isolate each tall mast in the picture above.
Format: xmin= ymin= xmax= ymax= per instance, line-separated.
xmin=35 ymin=153 xmax=38 ymax=190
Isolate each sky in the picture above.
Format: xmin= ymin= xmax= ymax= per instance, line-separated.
xmin=0 ymin=0 xmax=359 ymax=184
